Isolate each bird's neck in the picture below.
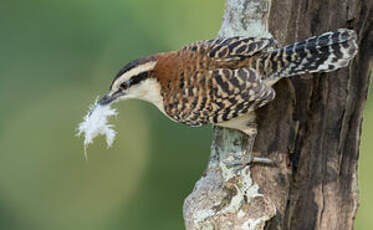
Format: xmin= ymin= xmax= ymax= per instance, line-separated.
xmin=128 ymin=77 xmax=165 ymax=113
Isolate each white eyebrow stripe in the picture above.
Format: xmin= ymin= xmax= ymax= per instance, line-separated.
xmin=113 ymin=61 xmax=157 ymax=89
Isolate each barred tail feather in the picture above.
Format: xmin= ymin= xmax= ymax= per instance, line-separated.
xmin=264 ymin=29 xmax=358 ymax=78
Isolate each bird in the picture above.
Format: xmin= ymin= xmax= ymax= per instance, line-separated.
xmin=98 ymin=28 xmax=357 ymax=137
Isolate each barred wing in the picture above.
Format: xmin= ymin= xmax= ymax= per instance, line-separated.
xmin=207 ymin=37 xmax=276 ymax=59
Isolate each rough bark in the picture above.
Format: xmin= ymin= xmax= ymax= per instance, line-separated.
xmin=259 ymin=1 xmax=373 ymax=229
xmin=183 ymin=0 xmax=373 ymax=229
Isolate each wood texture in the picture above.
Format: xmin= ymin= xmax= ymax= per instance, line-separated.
xmin=258 ymin=0 xmax=373 ymax=229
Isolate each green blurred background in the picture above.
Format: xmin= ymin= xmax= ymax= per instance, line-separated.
xmin=0 ymin=0 xmax=371 ymax=229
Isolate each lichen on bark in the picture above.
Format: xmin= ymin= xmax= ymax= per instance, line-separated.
xmin=183 ymin=1 xmax=276 ymax=229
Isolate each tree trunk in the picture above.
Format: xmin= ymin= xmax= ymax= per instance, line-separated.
xmin=183 ymin=0 xmax=373 ymax=229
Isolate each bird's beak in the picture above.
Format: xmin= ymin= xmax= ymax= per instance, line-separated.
xmin=98 ymin=91 xmax=124 ymax=106
xmin=98 ymin=94 xmax=114 ymax=106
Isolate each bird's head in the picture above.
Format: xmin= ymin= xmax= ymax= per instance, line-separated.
xmin=98 ymin=56 xmax=161 ymax=106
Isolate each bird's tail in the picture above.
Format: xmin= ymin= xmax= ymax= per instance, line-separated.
xmin=262 ymin=29 xmax=358 ymax=79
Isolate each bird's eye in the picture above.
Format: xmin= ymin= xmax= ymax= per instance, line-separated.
xmin=120 ymin=82 xmax=128 ymax=90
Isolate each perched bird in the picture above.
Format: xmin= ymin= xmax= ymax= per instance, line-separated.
xmin=98 ymin=29 xmax=357 ymax=136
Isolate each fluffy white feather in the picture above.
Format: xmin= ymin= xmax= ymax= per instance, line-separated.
xmin=77 ymin=102 xmax=118 ymax=159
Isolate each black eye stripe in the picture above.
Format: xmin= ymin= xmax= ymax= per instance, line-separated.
xmin=129 ymin=72 xmax=149 ymax=86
